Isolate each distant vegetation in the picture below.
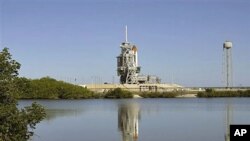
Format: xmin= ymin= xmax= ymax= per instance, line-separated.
xmin=139 ymin=91 xmax=179 ymax=98
xmin=13 ymin=77 xmax=188 ymax=99
xmin=12 ymin=75 xmax=250 ymax=99
xmin=197 ymin=88 xmax=250 ymax=97
xmin=13 ymin=77 xmax=101 ymax=99
xmin=104 ymin=88 xmax=133 ymax=99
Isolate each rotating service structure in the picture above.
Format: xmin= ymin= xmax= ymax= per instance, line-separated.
xmin=117 ymin=26 xmax=160 ymax=84
xmin=117 ymin=26 xmax=140 ymax=84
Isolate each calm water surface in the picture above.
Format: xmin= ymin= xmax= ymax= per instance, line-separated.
xmin=18 ymin=98 xmax=250 ymax=141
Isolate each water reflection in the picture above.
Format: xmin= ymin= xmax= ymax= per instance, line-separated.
xmin=45 ymin=109 xmax=84 ymax=121
xmin=225 ymin=104 xmax=232 ymax=141
xmin=17 ymin=99 xmax=250 ymax=141
xmin=118 ymin=102 xmax=140 ymax=141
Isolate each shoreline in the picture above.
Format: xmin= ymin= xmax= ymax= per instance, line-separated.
xmin=176 ymin=94 xmax=197 ymax=98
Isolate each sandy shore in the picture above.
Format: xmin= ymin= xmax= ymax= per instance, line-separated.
xmin=176 ymin=94 xmax=197 ymax=98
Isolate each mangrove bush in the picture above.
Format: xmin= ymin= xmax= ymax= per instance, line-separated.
xmin=104 ymin=88 xmax=133 ymax=99
xmin=0 ymin=48 xmax=46 ymax=141
xmin=197 ymin=89 xmax=250 ymax=97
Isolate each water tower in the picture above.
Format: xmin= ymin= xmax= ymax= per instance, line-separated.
xmin=223 ymin=41 xmax=233 ymax=88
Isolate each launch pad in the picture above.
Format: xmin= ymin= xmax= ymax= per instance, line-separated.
xmin=82 ymin=26 xmax=182 ymax=92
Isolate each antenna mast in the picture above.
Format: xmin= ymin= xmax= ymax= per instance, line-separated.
xmin=125 ymin=25 xmax=128 ymax=42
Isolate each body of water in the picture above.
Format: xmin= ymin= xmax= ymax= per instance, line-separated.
xmin=18 ymin=98 xmax=250 ymax=141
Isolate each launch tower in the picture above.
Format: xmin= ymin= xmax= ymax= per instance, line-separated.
xmin=117 ymin=26 xmax=161 ymax=84
xmin=117 ymin=26 xmax=140 ymax=84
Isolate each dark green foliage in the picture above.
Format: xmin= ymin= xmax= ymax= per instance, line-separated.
xmin=14 ymin=77 xmax=96 ymax=99
xmin=0 ymin=48 xmax=46 ymax=141
xmin=0 ymin=102 xmax=46 ymax=141
xmin=197 ymin=90 xmax=250 ymax=97
xmin=104 ymin=88 xmax=133 ymax=99
xmin=139 ymin=91 xmax=178 ymax=98
xmin=0 ymin=48 xmax=20 ymax=81
xmin=0 ymin=48 xmax=20 ymax=104
xmin=205 ymin=88 xmax=214 ymax=93
xmin=11 ymin=77 xmax=32 ymax=99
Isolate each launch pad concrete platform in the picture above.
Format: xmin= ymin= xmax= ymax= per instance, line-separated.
xmin=81 ymin=83 xmax=182 ymax=93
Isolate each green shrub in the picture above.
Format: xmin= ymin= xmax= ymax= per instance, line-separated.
xmin=0 ymin=47 xmax=46 ymax=140
xmin=139 ymin=91 xmax=178 ymax=98
xmin=197 ymin=90 xmax=250 ymax=97
xmin=104 ymin=88 xmax=133 ymax=99
xmin=205 ymin=88 xmax=214 ymax=93
xmin=15 ymin=77 xmax=95 ymax=99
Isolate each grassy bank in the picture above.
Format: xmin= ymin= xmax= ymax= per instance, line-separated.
xmin=197 ymin=89 xmax=250 ymax=97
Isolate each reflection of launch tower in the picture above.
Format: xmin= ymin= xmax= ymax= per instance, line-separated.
xmin=118 ymin=103 xmax=140 ymax=141
xmin=117 ymin=26 xmax=140 ymax=84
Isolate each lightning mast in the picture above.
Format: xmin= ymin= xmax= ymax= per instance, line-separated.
xmin=125 ymin=25 xmax=128 ymax=43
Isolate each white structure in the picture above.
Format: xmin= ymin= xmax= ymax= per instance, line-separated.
xmin=83 ymin=83 xmax=182 ymax=93
xmin=117 ymin=26 xmax=160 ymax=84
xmin=117 ymin=26 xmax=141 ymax=84
xmin=223 ymin=41 xmax=233 ymax=88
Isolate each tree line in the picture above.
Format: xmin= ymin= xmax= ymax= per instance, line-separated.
xmin=197 ymin=88 xmax=250 ymax=97
xmin=13 ymin=77 xmax=100 ymax=99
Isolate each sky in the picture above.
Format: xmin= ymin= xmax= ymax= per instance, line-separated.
xmin=0 ymin=0 xmax=250 ymax=87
